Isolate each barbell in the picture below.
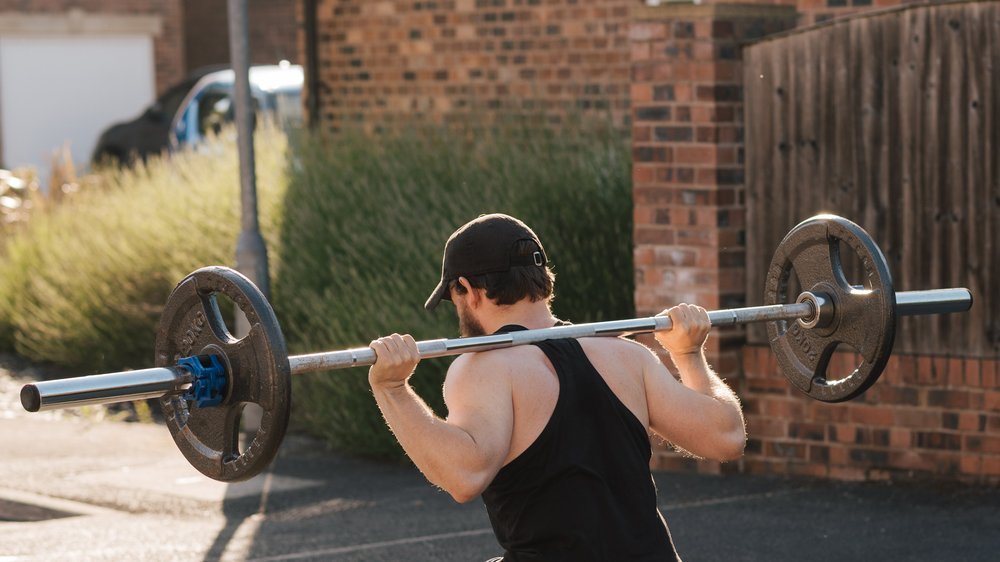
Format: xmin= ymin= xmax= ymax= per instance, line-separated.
xmin=18 ymin=215 xmax=972 ymax=482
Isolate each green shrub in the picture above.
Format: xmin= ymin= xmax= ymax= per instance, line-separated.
xmin=0 ymin=126 xmax=290 ymax=373
xmin=0 ymin=118 xmax=632 ymax=463
xmin=275 ymin=120 xmax=633 ymax=460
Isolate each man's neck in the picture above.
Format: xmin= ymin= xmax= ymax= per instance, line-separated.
xmin=481 ymin=300 xmax=558 ymax=334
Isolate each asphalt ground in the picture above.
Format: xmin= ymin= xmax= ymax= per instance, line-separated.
xmin=1 ymin=360 xmax=998 ymax=561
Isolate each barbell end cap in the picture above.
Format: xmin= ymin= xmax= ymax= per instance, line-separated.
xmin=796 ymin=291 xmax=834 ymax=330
xmin=20 ymin=385 xmax=41 ymax=413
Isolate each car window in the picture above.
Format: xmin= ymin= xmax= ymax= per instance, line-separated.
xmin=198 ymin=92 xmax=233 ymax=137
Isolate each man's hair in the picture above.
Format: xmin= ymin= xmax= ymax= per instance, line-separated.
xmin=450 ymin=240 xmax=555 ymax=305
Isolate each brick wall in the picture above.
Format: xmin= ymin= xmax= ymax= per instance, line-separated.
xmin=742 ymin=346 xmax=1000 ymax=482
xmin=0 ymin=0 xmax=185 ymax=95
xmin=182 ymin=0 xmax=298 ymax=73
xmin=308 ymin=0 xmax=632 ymax=131
xmin=631 ymin=0 xmax=1000 ymax=484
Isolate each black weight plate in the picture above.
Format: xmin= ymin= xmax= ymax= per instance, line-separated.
xmin=764 ymin=215 xmax=896 ymax=402
xmin=155 ymin=266 xmax=291 ymax=482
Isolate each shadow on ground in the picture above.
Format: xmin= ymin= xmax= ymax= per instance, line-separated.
xmin=203 ymin=435 xmax=1000 ymax=562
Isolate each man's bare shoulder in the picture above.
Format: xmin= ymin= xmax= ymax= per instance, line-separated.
xmin=447 ymin=345 xmax=543 ymax=376
xmin=579 ymin=335 xmax=659 ymax=365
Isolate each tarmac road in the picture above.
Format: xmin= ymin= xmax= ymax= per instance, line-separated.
xmin=1 ymin=363 xmax=998 ymax=561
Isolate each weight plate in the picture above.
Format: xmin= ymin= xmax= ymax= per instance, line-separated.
xmin=764 ymin=215 xmax=896 ymax=402
xmin=155 ymin=266 xmax=291 ymax=482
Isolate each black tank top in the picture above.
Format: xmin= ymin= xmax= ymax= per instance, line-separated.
xmin=481 ymin=325 xmax=679 ymax=561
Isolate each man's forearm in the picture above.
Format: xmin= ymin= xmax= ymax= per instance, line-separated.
xmin=670 ymin=350 xmax=746 ymax=458
xmin=671 ymin=350 xmax=741 ymax=407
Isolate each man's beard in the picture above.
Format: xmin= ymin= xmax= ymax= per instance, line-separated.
xmin=457 ymin=305 xmax=486 ymax=337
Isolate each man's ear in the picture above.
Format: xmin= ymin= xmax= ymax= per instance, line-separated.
xmin=457 ymin=277 xmax=483 ymax=308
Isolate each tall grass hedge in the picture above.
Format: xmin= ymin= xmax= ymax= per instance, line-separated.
xmin=276 ymin=121 xmax=633 ymax=460
xmin=0 ymin=128 xmax=289 ymax=373
xmin=0 ymin=119 xmax=632 ymax=462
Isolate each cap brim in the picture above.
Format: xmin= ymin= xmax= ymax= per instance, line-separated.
xmin=424 ymin=279 xmax=450 ymax=311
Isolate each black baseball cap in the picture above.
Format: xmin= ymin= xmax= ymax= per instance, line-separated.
xmin=424 ymin=214 xmax=547 ymax=310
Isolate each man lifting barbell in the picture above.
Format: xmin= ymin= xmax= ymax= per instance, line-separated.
xmin=368 ymin=213 xmax=745 ymax=561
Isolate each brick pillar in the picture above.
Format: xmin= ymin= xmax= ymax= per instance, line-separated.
xmin=630 ymin=2 xmax=796 ymax=472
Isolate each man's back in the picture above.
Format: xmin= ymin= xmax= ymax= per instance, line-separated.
xmin=469 ymin=329 xmax=678 ymax=561
xmin=477 ymin=335 xmax=652 ymax=467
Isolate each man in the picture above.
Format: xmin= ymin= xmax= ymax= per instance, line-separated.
xmin=369 ymin=213 xmax=746 ymax=561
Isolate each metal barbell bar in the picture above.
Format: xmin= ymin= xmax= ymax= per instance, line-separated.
xmin=20 ymin=288 xmax=972 ymax=413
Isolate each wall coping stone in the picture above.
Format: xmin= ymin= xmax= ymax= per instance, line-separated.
xmin=0 ymin=9 xmax=163 ymax=36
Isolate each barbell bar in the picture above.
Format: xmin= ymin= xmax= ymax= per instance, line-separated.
xmin=14 ymin=214 xmax=976 ymax=481
xmin=19 ymin=288 xmax=970 ymax=414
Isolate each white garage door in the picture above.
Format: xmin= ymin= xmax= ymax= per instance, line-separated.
xmin=0 ymin=34 xmax=155 ymax=184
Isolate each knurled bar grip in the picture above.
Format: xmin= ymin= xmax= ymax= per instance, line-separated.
xmin=21 ymin=288 xmax=971 ymax=412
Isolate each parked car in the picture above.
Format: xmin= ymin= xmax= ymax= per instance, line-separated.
xmin=92 ymin=63 xmax=303 ymax=165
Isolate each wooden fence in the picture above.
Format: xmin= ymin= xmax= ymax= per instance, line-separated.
xmin=743 ymin=0 xmax=999 ymax=357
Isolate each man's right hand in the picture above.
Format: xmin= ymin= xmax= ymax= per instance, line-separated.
xmin=654 ymin=303 xmax=711 ymax=357
xmin=368 ymin=333 xmax=420 ymax=390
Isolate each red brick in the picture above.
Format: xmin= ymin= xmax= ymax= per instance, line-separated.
xmin=982 ymin=359 xmax=998 ymax=388
xmin=889 ymin=450 xmax=936 ymax=472
xmin=630 ymin=22 xmax=670 ymax=42
xmin=650 ymin=453 xmax=698 ymax=473
xmin=894 ymin=408 xmax=941 ymax=428
xmin=832 ymin=423 xmax=857 ymax=444
xmin=927 ymin=389 xmax=972 ymax=409
xmin=890 ymin=428 xmax=912 ymax=448
xmin=958 ymin=412 xmax=983 ymax=432
xmin=765 ymin=441 xmax=806 ymax=459
xmin=986 ymin=391 xmax=1000 ymax=412
xmin=963 ymin=359 xmax=982 ymax=387
xmin=983 ymin=456 xmax=1000 ymax=476
xmin=631 ymin=83 xmax=653 ymax=103
xmin=882 ymin=355 xmax=902 ymax=385
xmin=960 ymin=455 xmax=982 ymax=475
xmin=633 ymin=166 xmax=656 ymax=184
xmin=761 ymin=398 xmax=806 ymax=418
xmin=947 ymin=358 xmax=966 ymax=386
xmin=849 ymin=405 xmax=894 ymax=426
xmin=742 ymin=458 xmax=787 ymax=475
xmin=829 ymin=467 xmax=867 ymax=481
xmin=747 ymin=416 xmax=787 ymax=438
xmin=964 ymin=435 xmax=1000 ymax=455
xmin=809 ymin=403 xmax=850 ymax=423
xmin=787 ymin=463 xmax=827 ymax=478
xmin=896 ymin=355 xmax=918 ymax=384
xmin=828 ymin=444 xmax=849 ymax=464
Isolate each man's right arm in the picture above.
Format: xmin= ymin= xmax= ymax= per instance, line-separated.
xmin=369 ymin=335 xmax=514 ymax=503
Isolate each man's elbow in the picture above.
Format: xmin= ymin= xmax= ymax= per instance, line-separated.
xmin=701 ymin=411 xmax=746 ymax=461
xmin=443 ymin=473 xmax=490 ymax=504
xmin=715 ymin=431 xmax=746 ymax=461
xmin=448 ymin=488 xmax=480 ymax=504
xmin=713 ymin=405 xmax=746 ymax=461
